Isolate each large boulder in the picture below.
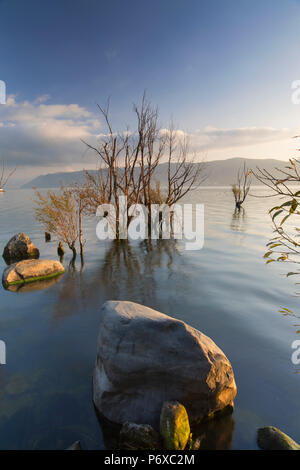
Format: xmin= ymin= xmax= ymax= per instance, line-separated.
xmin=3 ymin=233 xmax=39 ymax=263
xmin=93 ymin=301 xmax=237 ymax=429
xmin=2 ymin=259 xmax=65 ymax=288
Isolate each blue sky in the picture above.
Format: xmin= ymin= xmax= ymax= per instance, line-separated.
xmin=1 ymin=0 xmax=300 ymax=182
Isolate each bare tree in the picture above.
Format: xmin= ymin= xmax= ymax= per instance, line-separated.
xmin=34 ymin=187 xmax=79 ymax=259
xmin=83 ymin=95 xmax=206 ymax=239
xmin=81 ymin=169 xmax=110 ymax=216
xmin=0 ymin=160 xmax=17 ymax=190
xmin=71 ymin=181 xmax=90 ymax=259
xmin=232 ymin=163 xmax=252 ymax=209
xmin=164 ymin=125 xmax=206 ymax=207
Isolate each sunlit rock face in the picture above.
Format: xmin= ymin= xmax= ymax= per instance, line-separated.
xmin=2 ymin=232 xmax=39 ymax=264
xmin=2 ymin=259 xmax=65 ymax=288
xmin=93 ymin=301 xmax=237 ymax=429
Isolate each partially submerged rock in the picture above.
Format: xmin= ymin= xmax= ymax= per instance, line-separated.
xmin=119 ymin=422 xmax=161 ymax=450
xmin=257 ymin=426 xmax=300 ymax=451
xmin=66 ymin=440 xmax=82 ymax=450
xmin=2 ymin=259 xmax=65 ymax=288
xmin=3 ymin=233 xmax=39 ymax=263
xmin=93 ymin=301 xmax=237 ymax=429
xmin=57 ymin=242 xmax=64 ymax=257
xmin=160 ymin=401 xmax=190 ymax=450
xmin=4 ymin=273 xmax=63 ymax=292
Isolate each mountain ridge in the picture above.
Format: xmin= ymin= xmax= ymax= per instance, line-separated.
xmin=21 ymin=157 xmax=290 ymax=188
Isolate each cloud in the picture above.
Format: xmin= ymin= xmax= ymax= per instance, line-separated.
xmin=0 ymin=94 xmax=101 ymax=167
xmin=160 ymin=125 xmax=295 ymax=156
xmin=188 ymin=126 xmax=294 ymax=153
xmin=0 ymin=94 xmax=297 ymax=174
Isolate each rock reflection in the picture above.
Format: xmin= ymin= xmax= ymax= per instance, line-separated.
xmin=3 ymin=274 xmax=64 ymax=293
xmin=94 ymin=409 xmax=121 ymax=450
xmin=192 ymin=412 xmax=235 ymax=450
xmin=95 ymin=405 xmax=235 ymax=450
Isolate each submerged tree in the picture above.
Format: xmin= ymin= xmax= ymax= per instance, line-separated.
xmin=232 ymin=163 xmax=252 ymax=209
xmin=34 ymin=187 xmax=81 ymax=259
xmin=82 ymin=94 xmax=206 ymax=239
xmin=0 ymin=160 xmax=17 ymax=190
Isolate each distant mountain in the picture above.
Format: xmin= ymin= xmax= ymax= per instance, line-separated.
xmin=21 ymin=157 xmax=290 ymax=189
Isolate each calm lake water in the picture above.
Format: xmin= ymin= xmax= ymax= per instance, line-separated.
xmin=0 ymin=187 xmax=299 ymax=450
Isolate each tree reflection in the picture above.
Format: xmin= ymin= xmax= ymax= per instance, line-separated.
xmin=51 ymin=239 xmax=180 ymax=320
xmin=99 ymin=239 xmax=180 ymax=302
xmin=230 ymin=207 xmax=247 ymax=233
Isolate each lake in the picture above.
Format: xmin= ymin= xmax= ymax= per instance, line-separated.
xmin=0 ymin=187 xmax=299 ymax=450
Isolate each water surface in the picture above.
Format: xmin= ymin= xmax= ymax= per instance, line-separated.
xmin=0 ymin=187 xmax=299 ymax=450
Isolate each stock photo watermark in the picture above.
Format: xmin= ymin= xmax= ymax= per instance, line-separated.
xmin=291 ymin=80 xmax=300 ymax=104
xmin=96 ymin=197 xmax=205 ymax=251
xmin=0 ymin=340 xmax=6 ymax=365
xmin=0 ymin=80 xmax=6 ymax=104
xmin=291 ymin=340 xmax=300 ymax=368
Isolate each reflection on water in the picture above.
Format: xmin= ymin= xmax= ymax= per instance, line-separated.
xmin=97 ymin=405 xmax=235 ymax=451
xmin=3 ymin=274 xmax=64 ymax=293
xmin=0 ymin=188 xmax=299 ymax=449
xmin=52 ymin=239 xmax=180 ymax=321
xmin=100 ymin=239 xmax=180 ymax=300
xmin=230 ymin=208 xmax=247 ymax=233
xmin=194 ymin=413 xmax=235 ymax=450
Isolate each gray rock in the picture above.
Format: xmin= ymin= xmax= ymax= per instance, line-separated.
xmin=119 ymin=422 xmax=161 ymax=450
xmin=67 ymin=440 xmax=82 ymax=450
xmin=257 ymin=426 xmax=300 ymax=450
xmin=2 ymin=259 xmax=65 ymax=287
xmin=3 ymin=233 xmax=39 ymax=263
xmin=93 ymin=301 xmax=237 ymax=429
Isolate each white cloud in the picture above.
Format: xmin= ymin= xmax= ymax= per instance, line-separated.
xmin=188 ymin=126 xmax=294 ymax=153
xmin=0 ymin=94 xmax=297 ymax=178
xmin=0 ymin=94 xmax=101 ymax=166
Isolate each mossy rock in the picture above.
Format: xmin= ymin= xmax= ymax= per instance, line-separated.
xmin=2 ymin=259 xmax=65 ymax=288
xmin=160 ymin=401 xmax=190 ymax=450
xmin=257 ymin=426 xmax=300 ymax=450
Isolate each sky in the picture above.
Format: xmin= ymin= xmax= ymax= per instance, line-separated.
xmin=1 ymin=0 xmax=300 ymax=184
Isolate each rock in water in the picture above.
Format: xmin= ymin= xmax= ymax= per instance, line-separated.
xmin=57 ymin=242 xmax=65 ymax=257
xmin=257 ymin=427 xmax=300 ymax=450
xmin=160 ymin=401 xmax=190 ymax=450
xmin=2 ymin=259 xmax=65 ymax=287
xmin=119 ymin=422 xmax=161 ymax=450
xmin=3 ymin=233 xmax=39 ymax=263
xmin=67 ymin=440 xmax=82 ymax=450
xmin=93 ymin=301 xmax=237 ymax=429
